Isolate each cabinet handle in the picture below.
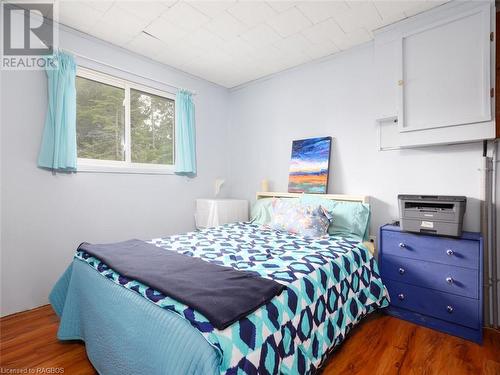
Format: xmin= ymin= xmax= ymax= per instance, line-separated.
xmin=446 ymin=276 xmax=454 ymax=284
xmin=446 ymin=249 xmax=454 ymax=256
xmin=446 ymin=305 xmax=454 ymax=313
xmin=399 ymin=242 xmax=406 ymax=248
xmin=398 ymin=80 xmax=404 ymax=86
xmin=398 ymin=293 xmax=405 ymax=300
xmin=398 ymin=267 xmax=405 ymax=275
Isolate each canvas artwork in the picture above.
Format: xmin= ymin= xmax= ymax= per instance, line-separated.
xmin=288 ymin=136 xmax=332 ymax=194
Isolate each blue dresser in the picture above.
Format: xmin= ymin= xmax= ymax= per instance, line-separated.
xmin=379 ymin=224 xmax=483 ymax=343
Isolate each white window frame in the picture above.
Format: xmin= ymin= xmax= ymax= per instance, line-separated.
xmin=76 ymin=67 xmax=176 ymax=175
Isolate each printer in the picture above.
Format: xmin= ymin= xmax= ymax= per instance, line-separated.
xmin=398 ymin=195 xmax=466 ymax=237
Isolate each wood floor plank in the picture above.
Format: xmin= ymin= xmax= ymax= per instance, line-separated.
xmin=1 ymin=305 xmax=499 ymax=374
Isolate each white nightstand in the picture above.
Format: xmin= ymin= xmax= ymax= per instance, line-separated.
xmin=195 ymin=199 xmax=249 ymax=229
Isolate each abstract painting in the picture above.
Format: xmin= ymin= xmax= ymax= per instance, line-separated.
xmin=288 ymin=136 xmax=332 ymax=194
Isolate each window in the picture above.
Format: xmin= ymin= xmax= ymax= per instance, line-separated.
xmin=130 ymin=88 xmax=174 ymax=165
xmin=76 ymin=67 xmax=175 ymax=173
xmin=76 ymin=76 xmax=126 ymax=161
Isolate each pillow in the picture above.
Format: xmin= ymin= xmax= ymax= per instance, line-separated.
xmin=299 ymin=195 xmax=370 ymax=241
xmin=250 ymin=198 xmax=275 ymax=225
xmin=250 ymin=197 xmax=299 ymax=225
xmin=269 ymin=199 xmax=331 ymax=238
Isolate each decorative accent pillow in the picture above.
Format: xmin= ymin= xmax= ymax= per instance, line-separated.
xmin=299 ymin=195 xmax=370 ymax=241
xmin=269 ymin=199 xmax=332 ymax=238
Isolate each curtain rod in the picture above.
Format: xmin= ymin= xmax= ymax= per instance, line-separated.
xmin=61 ymin=48 xmax=197 ymax=96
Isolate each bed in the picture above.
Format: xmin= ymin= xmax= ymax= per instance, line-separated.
xmin=50 ymin=192 xmax=389 ymax=375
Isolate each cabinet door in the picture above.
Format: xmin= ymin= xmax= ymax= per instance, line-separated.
xmin=374 ymin=39 xmax=399 ymax=120
xmin=399 ymin=3 xmax=491 ymax=132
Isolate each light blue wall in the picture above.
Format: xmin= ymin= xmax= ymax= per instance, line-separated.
xmin=0 ymin=26 xmax=230 ymax=316
xmin=1 ymin=22 xmax=496 ymax=318
xmin=227 ymin=43 xmax=485 ymax=236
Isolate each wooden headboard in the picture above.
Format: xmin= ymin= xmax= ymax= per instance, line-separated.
xmin=256 ymin=192 xmax=369 ymax=204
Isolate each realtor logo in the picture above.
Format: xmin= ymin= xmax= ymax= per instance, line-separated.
xmin=1 ymin=1 xmax=58 ymax=69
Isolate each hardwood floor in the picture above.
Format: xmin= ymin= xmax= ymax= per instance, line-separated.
xmin=1 ymin=305 xmax=499 ymax=374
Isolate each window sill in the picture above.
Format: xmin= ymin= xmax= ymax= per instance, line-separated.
xmin=77 ymin=159 xmax=176 ymax=175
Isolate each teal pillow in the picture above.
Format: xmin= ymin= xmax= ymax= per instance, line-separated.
xmin=251 ymin=198 xmax=299 ymax=225
xmin=299 ymin=195 xmax=370 ymax=241
xmin=250 ymin=198 xmax=274 ymax=225
xmin=250 ymin=198 xmax=273 ymax=225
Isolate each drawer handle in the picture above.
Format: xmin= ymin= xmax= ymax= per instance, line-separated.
xmin=398 ymin=267 xmax=405 ymax=275
xmin=446 ymin=249 xmax=454 ymax=256
xmin=399 ymin=242 xmax=406 ymax=248
xmin=446 ymin=276 xmax=454 ymax=284
xmin=398 ymin=293 xmax=405 ymax=300
xmin=446 ymin=305 xmax=454 ymax=314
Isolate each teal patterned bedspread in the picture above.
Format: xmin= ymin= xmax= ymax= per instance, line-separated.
xmin=73 ymin=223 xmax=389 ymax=374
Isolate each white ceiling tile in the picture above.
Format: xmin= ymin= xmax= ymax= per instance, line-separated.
xmin=301 ymin=18 xmax=344 ymax=45
xmin=279 ymin=51 xmax=310 ymax=69
xmin=100 ymin=4 xmax=150 ymax=36
xmin=304 ymin=41 xmax=339 ymax=60
xmin=269 ymin=40 xmax=310 ymax=68
xmin=253 ymin=44 xmax=286 ymax=62
xmin=266 ymin=7 xmax=312 ymax=37
xmin=296 ymin=1 xmax=350 ymax=24
xmin=155 ymin=56 xmax=185 ymax=71
xmin=144 ymin=17 xmax=188 ymax=45
xmin=189 ymin=1 xmax=234 ymax=18
xmin=332 ymin=27 xmax=372 ymax=51
xmin=183 ymin=57 xmax=227 ymax=82
xmin=266 ymin=1 xmax=297 ymax=13
xmin=125 ymin=32 xmax=166 ymax=58
xmin=231 ymin=71 xmax=260 ymax=86
xmin=251 ymin=45 xmax=292 ymax=74
xmin=90 ymin=21 xmax=137 ymax=47
xmin=259 ymin=63 xmax=288 ymax=78
xmin=241 ymin=24 xmax=282 ymax=48
xmin=403 ymin=1 xmax=448 ymax=18
xmin=82 ymin=1 xmax=114 ymax=13
xmin=372 ymin=0 xmax=404 ymax=20
xmin=157 ymin=42 xmax=202 ymax=68
xmin=220 ymin=37 xmax=255 ymax=58
xmin=114 ymin=1 xmax=170 ymax=23
xmin=371 ymin=0 xmax=442 ymax=23
xmin=273 ymin=33 xmax=310 ymax=55
xmin=182 ymin=27 xmax=225 ymax=50
xmin=373 ymin=8 xmax=408 ymax=28
xmin=227 ymin=2 xmax=277 ymax=27
xmin=335 ymin=2 xmax=382 ymax=33
xmin=59 ymin=2 xmax=104 ymax=33
xmin=205 ymin=50 xmax=234 ymax=67
xmin=228 ymin=55 xmax=258 ymax=71
xmin=205 ymin=12 xmax=249 ymax=40
xmin=57 ymin=0 xmax=447 ymax=88
xmin=162 ymin=2 xmax=211 ymax=32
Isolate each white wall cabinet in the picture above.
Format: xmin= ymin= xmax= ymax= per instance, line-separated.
xmin=374 ymin=39 xmax=399 ymax=120
xmin=375 ymin=0 xmax=495 ymax=149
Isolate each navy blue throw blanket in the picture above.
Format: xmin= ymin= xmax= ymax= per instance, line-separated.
xmin=78 ymin=239 xmax=285 ymax=330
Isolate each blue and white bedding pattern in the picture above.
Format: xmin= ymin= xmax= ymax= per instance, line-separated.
xmin=75 ymin=223 xmax=389 ymax=374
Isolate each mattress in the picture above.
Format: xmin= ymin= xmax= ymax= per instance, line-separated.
xmin=50 ymin=223 xmax=389 ymax=374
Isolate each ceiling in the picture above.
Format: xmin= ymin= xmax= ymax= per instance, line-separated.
xmin=55 ymin=1 xmax=447 ymax=88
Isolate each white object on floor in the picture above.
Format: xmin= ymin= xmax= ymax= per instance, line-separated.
xmin=195 ymin=199 xmax=249 ymax=229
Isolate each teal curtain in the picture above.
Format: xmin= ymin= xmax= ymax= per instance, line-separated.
xmin=174 ymin=90 xmax=196 ymax=175
xmin=38 ymin=51 xmax=77 ymax=172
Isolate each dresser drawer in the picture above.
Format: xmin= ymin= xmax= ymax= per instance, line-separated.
xmin=381 ymin=255 xmax=478 ymax=299
xmin=385 ymin=279 xmax=479 ymax=329
xmin=381 ymin=229 xmax=479 ymax=269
